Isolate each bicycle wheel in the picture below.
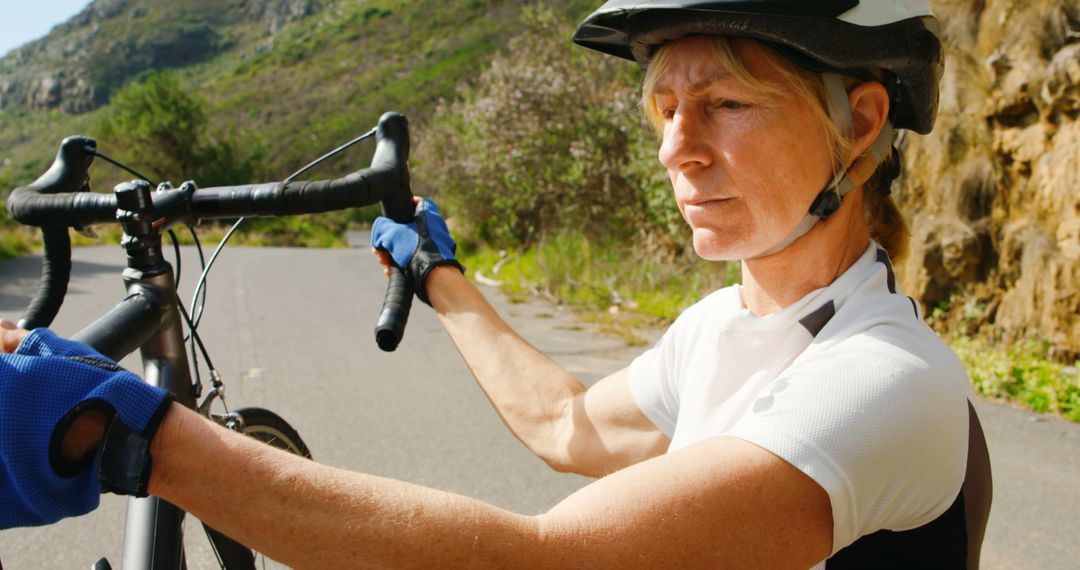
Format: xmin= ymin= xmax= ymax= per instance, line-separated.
xmin=201 ymin=407 xmax=312 ymax=569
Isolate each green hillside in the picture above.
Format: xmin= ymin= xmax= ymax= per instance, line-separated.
xmin=0 ymin=0 xmax=596 ymax=191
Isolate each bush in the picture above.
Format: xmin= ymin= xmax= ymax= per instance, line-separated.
xmin=954 ymin=336 xmax=1080 ymax=422
xmin=0 ymin=198 xmax=39 ymax=260
xmin=414 ymin=7 xmax=680 ymax=249
xmin=96 ymin=71 xmax=264 ymax=187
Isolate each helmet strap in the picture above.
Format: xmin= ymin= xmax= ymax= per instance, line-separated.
xmin=748 ymin=74 xmax=895 ymax=260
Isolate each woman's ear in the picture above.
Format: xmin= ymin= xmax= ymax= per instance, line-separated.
xmin=847 ymin=81 xmax=890 ymax=158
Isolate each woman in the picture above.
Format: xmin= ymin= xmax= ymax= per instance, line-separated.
xmin=2 ymin=0 xmax=989 ymax=567
xmin=375 ymin=0 xmax=990 ymax=566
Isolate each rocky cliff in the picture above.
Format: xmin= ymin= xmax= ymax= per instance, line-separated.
xmin=898 ymin=0 xmax=1080 ymax=355
xmin=0 ymin=0 xmax=320 ymax=113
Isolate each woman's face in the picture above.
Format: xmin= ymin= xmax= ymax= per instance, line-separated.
xmin=653 ymin=36 xmax=835 ymax=260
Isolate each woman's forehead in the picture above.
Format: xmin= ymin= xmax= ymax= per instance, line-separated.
xmin=651 ymin=36 xmax=778 ymax=93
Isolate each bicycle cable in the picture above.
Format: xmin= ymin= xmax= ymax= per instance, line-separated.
xmin=92 ymin=150 xmax=223 ymax=408
xmin=187 ymin=126 xmax=379 ymax=329
xmin=184 ymin=226 xmax=209 ymax=340
xmin=167 ymin=229 xmax=224 ymax=409
xmin=91 ymin=150 xmax=156 ymax=186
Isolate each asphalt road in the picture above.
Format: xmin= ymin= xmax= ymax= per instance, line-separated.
xmin=0 ymin=238 xmax=1077 ymax=568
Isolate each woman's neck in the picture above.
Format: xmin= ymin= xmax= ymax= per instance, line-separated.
xmin=738 ymin=196 xmax=869 ymax=317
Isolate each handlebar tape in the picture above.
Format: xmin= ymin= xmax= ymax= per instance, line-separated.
xmin=8 ymin=137 xmax=96 ymax=330
xmin=374 ymin=267 xmax=413 ymax=352
xmin=18 ymin=227 xmax=72 ymax=330
xmin=192 ymin=167 xmax=400 ymax=218
xmin=370 ymin=112 xmax=415 ymax=353
xmin=6 ymin=136 xmax=118 ymax=227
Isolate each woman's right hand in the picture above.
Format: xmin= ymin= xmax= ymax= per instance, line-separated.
xmin=370 ymin=197 xmax=464 ymax=305
xmin=1 ymin=319 xmax=29 ymax=353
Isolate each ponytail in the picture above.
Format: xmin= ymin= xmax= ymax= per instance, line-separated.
xmin=863 ymin=160 xmax=909 ymax=262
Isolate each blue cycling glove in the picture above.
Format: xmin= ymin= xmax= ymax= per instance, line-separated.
xmin=0 ymin=329 xmax=171 ymax=529
xmin=372 ymin=198 xmax=464 ymax=305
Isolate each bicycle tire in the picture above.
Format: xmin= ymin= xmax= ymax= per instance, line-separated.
xmin=201 ymin=407 xmax=312 ymax=569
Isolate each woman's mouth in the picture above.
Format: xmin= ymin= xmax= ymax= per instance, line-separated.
xmin=684 ymin=197 xmax=734 ymax=209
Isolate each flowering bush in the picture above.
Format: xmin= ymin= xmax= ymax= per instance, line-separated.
xmin=414 ymin=7 xmax=681 ymax=249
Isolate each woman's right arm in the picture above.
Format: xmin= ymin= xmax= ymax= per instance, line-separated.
xmin=424 ymin=266 xmax=669 ymax=477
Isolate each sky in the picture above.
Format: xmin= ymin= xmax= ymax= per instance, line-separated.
xmin=0 ymin=1 xmax=93 ymax=58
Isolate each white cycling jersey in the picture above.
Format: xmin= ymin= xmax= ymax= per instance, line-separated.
xmin=629 ymin=242 xmax=973 ymax=560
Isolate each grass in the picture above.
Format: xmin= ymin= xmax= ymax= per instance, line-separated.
xmin=458 ymin=233 xmax=737 ymax=345
xmin=0 ymin=226 xmax=37 ymax=260
xmin=953 ymin=335 xmax=1080 ymax=422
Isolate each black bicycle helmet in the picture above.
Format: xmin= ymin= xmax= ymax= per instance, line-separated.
xmin=572 ymin=0 xmax=943 ymax=134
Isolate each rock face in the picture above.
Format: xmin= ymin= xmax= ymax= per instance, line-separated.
xmin=897 ymin=0 xmax=1080 ymax=354
xmin=0 ymin=0 xmax=321 ymax=113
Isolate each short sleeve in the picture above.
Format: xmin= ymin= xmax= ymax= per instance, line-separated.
xmin=627 ymin=327 xmax=681 ymax=438
xmin=725 ymin=339 xmax=971 ymax=554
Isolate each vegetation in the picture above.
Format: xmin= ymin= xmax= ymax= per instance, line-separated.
xmin=954 ymin=336 xmax=1080 ymax=422
xmin=458 ymin=234 xmax=737 ymax=344
xmin=417 ymin=8 xmax=681 ymax=249
xmin=96 ymin=70 xmax=263 ymax=187
xmin=0 ymin=198 xmax=38 ymax=260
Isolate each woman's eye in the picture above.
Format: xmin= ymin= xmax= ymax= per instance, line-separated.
xmin=712 ymin=99 xmax=746 ymax=111
xmin=661 ymin=107 xmax=676 ymax=120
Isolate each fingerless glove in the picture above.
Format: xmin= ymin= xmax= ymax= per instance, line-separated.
xmin=0 ymin=329 xmax=171 ymax=528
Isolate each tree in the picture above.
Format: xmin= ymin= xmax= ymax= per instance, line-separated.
xmin=97 ymin=71 xmax=262 ymax=187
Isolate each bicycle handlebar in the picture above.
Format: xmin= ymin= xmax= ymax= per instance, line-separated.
xmin=7 ymin=111 xmax=415 ymax=350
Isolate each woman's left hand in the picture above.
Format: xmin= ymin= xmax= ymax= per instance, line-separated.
xmin=1 ymin=319 xmax=29 ymax=353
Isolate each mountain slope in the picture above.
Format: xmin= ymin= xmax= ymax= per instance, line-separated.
xmin=0 ymin=0 xmax=596 ymax=187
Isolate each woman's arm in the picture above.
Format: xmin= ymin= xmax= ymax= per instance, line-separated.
xmin=424 ymin=266 xmax=669 ymax=477
xmin=150 ymin=402 xmax=832 ymax=569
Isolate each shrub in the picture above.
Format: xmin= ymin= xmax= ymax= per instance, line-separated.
xmin=414 ymin=7 xmax=680 ymax=249
xmin=954 ymin=335 xmax=1080 ymax=422
xmin=96 ymin=71 xmax=264 ymax=187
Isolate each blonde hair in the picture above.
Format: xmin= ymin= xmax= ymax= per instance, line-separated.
xmin=641 ymin=36 xmax=909 ymax=261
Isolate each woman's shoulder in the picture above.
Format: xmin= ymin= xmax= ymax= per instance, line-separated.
xmin=795 ymin=322 xmax=972 ymax=408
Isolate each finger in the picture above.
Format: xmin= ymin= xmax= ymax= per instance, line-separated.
xmin=372 ymin=249 xmax=392 ymax=266
xmin=60 ymin=409 xmax=109 ymax=464
xmin=0 ymin=318 xmax=16 ymax=330
xmin=1 ymin=329 xmax=28 ymax=354
xmin=370 ymin=248 xmax=393 ymax=278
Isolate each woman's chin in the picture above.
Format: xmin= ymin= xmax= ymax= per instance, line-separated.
xmin=691 ymin=228 xmax=754 ymax=261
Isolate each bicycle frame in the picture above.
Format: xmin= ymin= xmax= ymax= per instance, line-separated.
xmin=71 ymin=182 xmax=209 ymax=570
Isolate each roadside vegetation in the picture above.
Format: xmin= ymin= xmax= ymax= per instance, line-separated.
xmin=0 ymin=198 xmax=37 ymax=261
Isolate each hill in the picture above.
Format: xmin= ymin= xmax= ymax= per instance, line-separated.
xmin=0 ymin=0 xmax=596 ymax=188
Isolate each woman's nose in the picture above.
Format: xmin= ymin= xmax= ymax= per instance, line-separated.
xmin=658 ymin=110 xmax=712 ymax=172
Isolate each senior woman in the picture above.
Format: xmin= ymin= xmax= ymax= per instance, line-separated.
xmin=2 ymin=1 xmax=989 ymax=568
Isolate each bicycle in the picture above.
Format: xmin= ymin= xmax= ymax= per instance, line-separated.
xmin=4 ymin=111 xmax=418 ymax=569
